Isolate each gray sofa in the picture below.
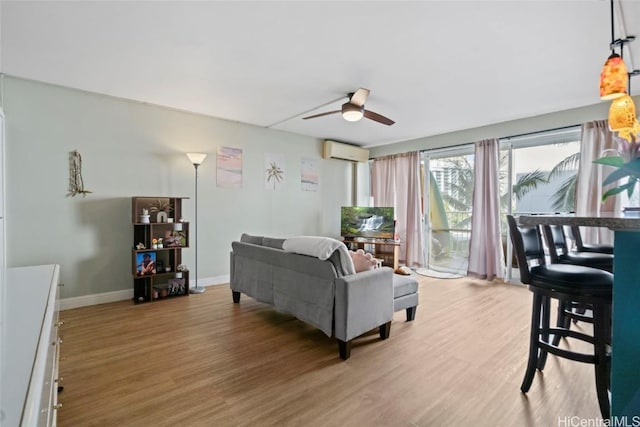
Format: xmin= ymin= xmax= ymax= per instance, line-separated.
xmin=229 ymin=234 xmax=394 ymax=359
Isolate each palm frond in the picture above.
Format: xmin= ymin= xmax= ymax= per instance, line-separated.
xmin=513 ymin=170 xmax=547 ymax=200
xmin=548 ymin=152 xmax=580 ymax=181
xmin=551 ymin=175 xmax=577 ymax=212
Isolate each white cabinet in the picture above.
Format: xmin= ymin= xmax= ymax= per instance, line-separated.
xmin=1 ymin=265 xmax=61 ymax=427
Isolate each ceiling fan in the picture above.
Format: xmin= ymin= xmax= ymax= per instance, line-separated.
xmin=302 ymin=88 xmax=395 ymax=126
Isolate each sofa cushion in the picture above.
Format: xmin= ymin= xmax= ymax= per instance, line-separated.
xmin=263 ymin=237 xmax=285 ymax=249
xmin=283 ymin=236 xmax=355 ymax=275
xmin=241 ymin=233 xmax=264 ymax=245
xmin=393 ymin=275 xmax=419 ymax=298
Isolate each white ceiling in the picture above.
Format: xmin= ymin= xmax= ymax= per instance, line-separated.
xmin=2 ymin=1 xmax=640 ymax=148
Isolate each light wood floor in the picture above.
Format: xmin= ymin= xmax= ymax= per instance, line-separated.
xmin=58 ymin=276 xmax=601 ymax=426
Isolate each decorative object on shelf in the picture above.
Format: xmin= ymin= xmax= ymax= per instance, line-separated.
xmin=67 ymin=150 xmax=92 ymax=197
xmin=173 ymin=222 xmax=183 ymax=231
xmin=152 ymin=238 xmax=158 ymax=249
xmin=186 ymin=152 xmax=207 ymax=294
xmin=148 ymin=199 xmax=173 ymax=223
xmin=168 ymin=278 xmax=186 ymax=296
xmin=136 ymin=252 xmax=156 ymax=276
xmin=136 ymin=242 xmax=146 ymax=250
xmin=157 ymin=238 xmax=163 ymax=249
xmin=167 ymin=217 xmax=174 ymax=223
xmin=176 ymin=263 xmax=187 ymax=279
xmin=140 ymin=208 xmax=150 ymax=224
xmin=163 ymin=229 xmax=185 ymax=247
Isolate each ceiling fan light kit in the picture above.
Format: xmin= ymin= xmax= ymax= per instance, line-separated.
xmin=341 ymin=103 xmax=364 ymax=122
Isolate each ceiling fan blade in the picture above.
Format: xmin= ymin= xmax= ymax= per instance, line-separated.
xmin=364 ymin=109 xmax=395 ymax=126
xmin=302 ymin=110 xmax=341 ymax=120
xmin=349 ymin=88 xmax=370 ymax=107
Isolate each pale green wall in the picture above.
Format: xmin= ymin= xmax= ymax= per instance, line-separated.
xmin=0 ymin=76 xmax=353 ymax=299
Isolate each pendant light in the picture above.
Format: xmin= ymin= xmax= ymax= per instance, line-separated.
xmin=599 ymin=0 xmax=631 ymax=100
xmin=608 ymin=69 xmax=640 ymax=141
xmin=600 ymin=53 xmax=628 ymax=100
xmin=608 ymin=94 xmax=636 ymax=130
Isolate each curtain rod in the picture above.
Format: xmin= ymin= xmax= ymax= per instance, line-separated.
xmin=502 ymin=124 xmax=580 ymax=141
xmin=418 ymin=123 xmax=581 ymax=154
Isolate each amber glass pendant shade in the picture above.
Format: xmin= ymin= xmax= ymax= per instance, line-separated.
xmin=615 ymin=118 xmax=640 ymax=142
xmin=600 ymin=54 xmax=628 ymax=100
xmin=608 ymin=94 xmax=638 ymax=139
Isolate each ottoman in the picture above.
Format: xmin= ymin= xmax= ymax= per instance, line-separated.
xmin=393 ymin=274 xmax=419 ymax=321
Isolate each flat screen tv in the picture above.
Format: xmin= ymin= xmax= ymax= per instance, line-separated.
xmin=340 ymin=206 xmax=395 ymax=239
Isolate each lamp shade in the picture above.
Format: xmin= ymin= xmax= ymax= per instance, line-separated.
xmin=186 ymin=152 xmax=207 ymax=165
xmin=615 ymin=118 xmax=640 ymax=143
xmin=608 ymin=94 xmax=638 ymax=138
xmin=341 ymin=103 xmax=364 ymax=122
xmin=600 ymin=53 xmax=628 ymax=100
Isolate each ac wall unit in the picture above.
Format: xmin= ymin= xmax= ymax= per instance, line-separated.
xmin=322 ymin=140 xmax=370 ymax=162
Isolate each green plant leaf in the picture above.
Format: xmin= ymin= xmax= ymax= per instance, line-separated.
xmin=603 ymin=167 xmax=633 ymax=186
xmin=618 ymin=159 xmax=640 ymax=179
xmin=626 ymin=177 xmax=638 ymax=197
xmin=593 ymin=156 xmax=626 ymax=167
xmin=601 ymin=181 xmax=635 ymax=201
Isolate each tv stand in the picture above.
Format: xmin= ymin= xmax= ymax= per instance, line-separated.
xmin=342 ymin=238 xmax=400 ymax=271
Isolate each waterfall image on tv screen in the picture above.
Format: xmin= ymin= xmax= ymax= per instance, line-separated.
xmin=340 ymin=206 xmax=395 ymax=239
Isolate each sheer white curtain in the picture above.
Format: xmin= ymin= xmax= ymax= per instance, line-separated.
xmin=575 ymin=120 xmax=620 ymax=245
xmin=467 ymin=138 xmax=505 ymax=281
xmin=371 ymin=152 xmax=424 ymax=267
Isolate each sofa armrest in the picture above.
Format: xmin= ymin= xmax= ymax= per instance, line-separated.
xmin=334 ymin=267 xmax=394 ymax=342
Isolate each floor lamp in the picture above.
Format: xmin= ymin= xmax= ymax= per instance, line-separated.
xmin=186 ymin=152 xmax=207 ymax=294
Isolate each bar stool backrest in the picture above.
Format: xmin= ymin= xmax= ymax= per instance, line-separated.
xmin=542 ymin=225 xmax=569 ymax=263
xmin=506 ymin=215 xmax=546 ymax=285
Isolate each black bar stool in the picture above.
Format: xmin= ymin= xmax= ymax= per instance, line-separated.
xmin=569 ymin=225 xmax=614 ymax=254
xmin=507 ymin=215 xmax=612 ymax=418
xmin=543 ymin=225 xmax=613 ymax=272
xmin=542 ymin=224 xmax=613 ymax=330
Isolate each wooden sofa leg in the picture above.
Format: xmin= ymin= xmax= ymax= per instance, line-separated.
xmin=379 ymin=321 xmax=391 ymax=340
xmin=338 ymin=340 xmax=352 ymax=360
xmin=232 ymin=291 xmax=240 ymax=303
xmin=406 ymin=306 xmax=417 ymax=321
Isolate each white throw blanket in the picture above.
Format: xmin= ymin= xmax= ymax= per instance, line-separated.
xmin=283 ymin=236 xmax=355 ymax=275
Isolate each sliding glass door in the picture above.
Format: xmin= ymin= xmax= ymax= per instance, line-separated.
xmin=501 ymin=128 xmax=581 ymax=280
xmin=420 ymin=127 xmax=582 ymax=280
xmin=422 ymin=146 xmax=474 ymax=275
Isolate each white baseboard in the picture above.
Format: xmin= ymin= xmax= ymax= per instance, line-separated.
xmin=60 ymin=274 xmax=230 ymax=311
